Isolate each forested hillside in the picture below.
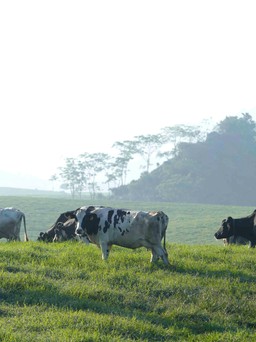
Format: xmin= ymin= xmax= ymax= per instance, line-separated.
xmin=111 ymin=113 xmax=256 ymax=206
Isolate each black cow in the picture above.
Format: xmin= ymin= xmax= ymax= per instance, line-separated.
xmin=214 ymin=209 xmax=256 ymax=248
xmin=37 ymin=210 xmax=77 ymax=242
xmin=53 ymin=218 xmax=78 ymax=242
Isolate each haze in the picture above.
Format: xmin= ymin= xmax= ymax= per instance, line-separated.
xmin=0 ymin=1 xmax=255 ymax=190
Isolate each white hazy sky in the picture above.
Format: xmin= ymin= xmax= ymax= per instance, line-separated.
xmin=1 ymin=0 xmax=256 ymax=189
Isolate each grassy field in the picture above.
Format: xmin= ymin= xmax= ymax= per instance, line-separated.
xmin=0 ymin=241 xmax=256 ymax=341
xmin=0 ymin=195 xmax=255 ymax=244
xmin=0 ymin=196 xmax=256 ymax=340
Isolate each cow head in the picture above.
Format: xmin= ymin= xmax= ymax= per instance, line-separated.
xmin=37 ymin=231 xmax=52 ymax=242
xmin=214 ymin=217 xmax=234 ymax=240
xmin=75 ymin=209 xmax=96 ymax=244
xmin=76 ymin=212 xmax=100 ymax=235
xmin=53 ymin=222 xmax=65 ymax=242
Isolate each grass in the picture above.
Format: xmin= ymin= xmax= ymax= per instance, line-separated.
xmin=0 ymin=196 xmax=256 ymax=340
xmin=0 ymin=241 xmax=256 ymax=341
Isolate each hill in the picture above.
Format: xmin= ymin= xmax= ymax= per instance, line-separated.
xmin=111 ymin=114 xmax=256 ymax=206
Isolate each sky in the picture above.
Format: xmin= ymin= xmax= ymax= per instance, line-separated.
xmin=0 ymin=0 xmax=256 ymax=190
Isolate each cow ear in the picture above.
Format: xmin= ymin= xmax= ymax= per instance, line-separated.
xmin=227 ymin=216 xmax=233 ymax=222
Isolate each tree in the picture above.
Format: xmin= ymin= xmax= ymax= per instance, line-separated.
xmin=78 ymin=152 xmax=110 ymax=199
xmin=112 ymin=140 xmax=138 ymax=185
xmin=110 ymin=155 xmax=131 ymax=186
xmin=133 ymin=134 xmax=164 ymax=172
xmin=49 ymin=174 xmax=58 ymax=191
xmin=105 ymin=171 xmax=118 ymax=192
xmin=217 ymin=113 xmax=256 ymax=144
xmin=160 ymin=124 xmax=201 ymax=158
xmin=58 ymin=158 xmax=85 ymax=199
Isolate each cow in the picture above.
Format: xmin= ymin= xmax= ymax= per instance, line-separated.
xmin=53 ymin=218 xmax=78 ymax=242
xmin=75 ymin=207 xmax=170 ymax=264
xmin=37 ymin=209 xmax=78 ymax=242
xmin=37 ymin=206 xmax=104 ymax=242
xmin=222 ymin=235 xmax=248 ymax=246
xmin=214 ymin=209 xmax=256 ymax=248
xmin=0 ymin=207 xmax=29 ymax=241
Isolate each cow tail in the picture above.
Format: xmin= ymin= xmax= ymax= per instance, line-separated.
xmin=163 ymin=214 xmax=168 ymax=253
xmin=23 ymin=214 xmax=29 ymax=241
xmin=163 ymin=229 xmax=167 ymax=252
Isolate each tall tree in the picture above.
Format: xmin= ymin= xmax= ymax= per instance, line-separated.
xmin=78 ymin=152 xmax=110 ymax=199
xmin=133 ymin=134 xmax=164 ymax=172
xmin=58 ymin=158 xmax=85 ymax=199
xmin=160 ymin=124 xmax=201 ymax=158
xmin=112 ymin=140 xmax=138 ymax=185
xmin=49 ymin=174 xmax=58 ymax=191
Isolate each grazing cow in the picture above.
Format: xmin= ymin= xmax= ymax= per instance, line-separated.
xmin=75 ymin=207 xmax=170 ymax=264
xmin=37 ymin=210 xmax=77 ymax=242
xmin=214 ymin=209 xmax=256 ymax=248
xmin=223 ymin=235 xmax=248 ymax=246
xmin=37 ymin=206 xmax=104 ymax=242
xmin=53 ymin=218 xmax=78 ymax=242
xmin=0 ymin=207 xmax=29 ymax=241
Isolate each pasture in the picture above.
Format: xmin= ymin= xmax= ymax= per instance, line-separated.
xmin=0 ymin=196 xmax=255 ymax=244
xmin=0 ymin=196 xmax=256 ymax=340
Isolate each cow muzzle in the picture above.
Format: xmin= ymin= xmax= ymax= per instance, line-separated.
xmin=214 ymin=231 xmax=224 ymax=240
xmin=75 ymin=227 xmax=83 ymax=235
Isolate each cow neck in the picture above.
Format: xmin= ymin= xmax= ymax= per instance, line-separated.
xmin=232 ymin=218 xmax=237 ymax=235
xmin=232 ymin=218 xmax=244 ymax=235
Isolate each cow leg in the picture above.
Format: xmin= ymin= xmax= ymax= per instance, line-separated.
xmin=100 ymin=242 xmax=110 ymax=260
xmin=249 ymin=241 xmax=256 ymax=248
xmin=151 ymin=245 xmax=170 ymax=265
xmin=150 ymin=249 xmax=159 ymax=263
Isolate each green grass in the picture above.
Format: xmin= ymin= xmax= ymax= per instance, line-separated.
xmin=0 ymin=242 xmax=256 ymax=341
xmin=0 ymin=196 xmax=255 ymax=340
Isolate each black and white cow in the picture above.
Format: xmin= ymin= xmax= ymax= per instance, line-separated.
xmin=0 ymin=207 xmax=29 ymax=241
xmin=37 ymin=209 xmax=77 ymax=242
xmin=214 ymin=209 xmax=256 ymax=248
xmin=53 ymin=218 xmax=78 ymax=242
xmin=75 ymin=207 xmax=170 ymax=264
xmin=38 ymin=206 xmax=105 ymax=242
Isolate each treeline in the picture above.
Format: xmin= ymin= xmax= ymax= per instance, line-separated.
xmin=112 ymin=113 xmax=256 ymax=206
xmin=52 ymin=113 xmax=256 ymax=206
xmin=51 ymin=120 xmax=208 ymax=199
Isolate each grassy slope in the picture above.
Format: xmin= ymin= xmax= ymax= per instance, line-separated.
xmin=0 ymin=196 xmax=256 ymax=340
xmin=0 ymin=242 xmax=256 ymax=341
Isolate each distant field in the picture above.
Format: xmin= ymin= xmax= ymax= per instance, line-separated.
xmin=0 ymin=195 xmax=255 ymax=244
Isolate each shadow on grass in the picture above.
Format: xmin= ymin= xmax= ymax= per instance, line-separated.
xmin=0 ymin=280 xmax=228 ymax=339
xmin=171 ymin=262 xmax=256 ymax=283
